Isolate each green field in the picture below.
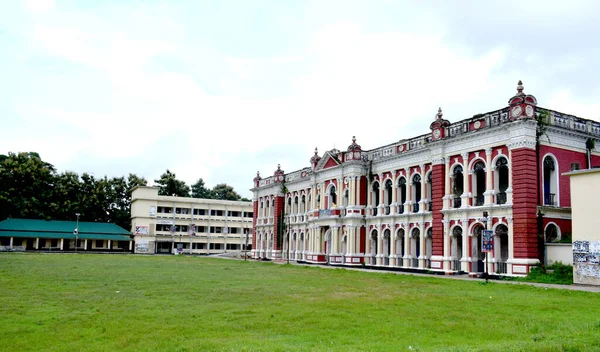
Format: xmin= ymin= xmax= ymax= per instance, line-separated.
xmin=0 ymin=254 xmax=598 ymax=351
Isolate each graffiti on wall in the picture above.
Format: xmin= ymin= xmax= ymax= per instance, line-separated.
xmin=573 ymin=240 xmax=600 ymax=281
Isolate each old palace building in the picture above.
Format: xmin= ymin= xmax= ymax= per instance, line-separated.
xmin=250 ymin=82 xmax=600 ymax=276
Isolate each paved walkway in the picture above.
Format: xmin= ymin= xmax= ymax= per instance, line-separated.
xmin=269 ymin=259 xmax=600 ymax=293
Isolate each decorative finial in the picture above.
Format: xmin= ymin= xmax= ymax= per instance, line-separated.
xmin=517 ymin=80 xmax=524 ymax=95
xmin=256 ymin=171 xmax=260 ymax=177
xmin=277 ymin=163 xmax=281 ymax=170
xmin=436 ymin=107 xmax=443 ymax=119
xmin=352 ymin=136 xmax=356 ymax=143
xmin=314 ymin=147 xmax=318 ymax=155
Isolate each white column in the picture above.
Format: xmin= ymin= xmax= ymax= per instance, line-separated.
xmin=461 ymin=152 xmax=470 ymax=208
xmin=418 ymin=223 xmax=425 ymax=268
xmin=60 ymin=238 xmax=64 ymax=250
xmin=403 ymin=225 xmax=409 ymax=267
xmin=443 ymin=157 xmax=451 ymax=210
xmin=376 ymin=228 xmax=383 ymax=265
xmin=405 ymin=168 xmax=412 ymax=212
xmin=9 ymin=237 xmax=13 ymax=248
xmin=443 ymin=220 xmax=450 ymax=270
xmin=461 ymin=219 xmax=469 ymax=272
xmin=506 ymin=149 xmax=514 ymax=205
xmin=356 ymin=177 xmax=361 ymax=206
xmin=35 ymin=238 xmax=39 ymax=249
xmin=507 ymin=217 xmax=514 ymax=274
xmin=84 ymin=239 xmax=88 ymax=250
xmin=484 ymin=148 xmax=494 ymax=205
xmin=390 ymin=173 xmax=397 ymax=215
xmin=420 ymin=164 xmax=426 ymax=213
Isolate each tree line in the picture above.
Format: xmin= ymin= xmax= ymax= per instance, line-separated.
xmin=0 ymin=152 xmax=248 ymax=230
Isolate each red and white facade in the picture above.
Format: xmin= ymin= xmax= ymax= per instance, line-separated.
xmin=250 ymin=82 xmax=600 ymax=276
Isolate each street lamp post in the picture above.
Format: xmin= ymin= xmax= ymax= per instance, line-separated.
xmin=74 ymin=213 xmax=80 ymax=253
xmin=479 ymin=211 xmax=492 ymax=283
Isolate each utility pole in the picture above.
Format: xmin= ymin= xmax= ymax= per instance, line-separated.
xmin=74 ymin=213 xmax=80 ymax=253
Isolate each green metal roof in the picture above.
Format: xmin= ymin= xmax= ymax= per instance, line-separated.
xmin=0 ymin=218 xmax=130 ymax=234
xmin=0 ymin=231 xmax=131 ymax=241
xmin=0 ymin=219 xmax=131 ymax=241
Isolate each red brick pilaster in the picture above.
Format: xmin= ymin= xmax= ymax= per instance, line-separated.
xmin=511 ymin=148 xmax=539 ymax=259
xmin=431 ymin=163 xmax=445 ymax=256
xmin=272 ymin=196 xmax=284 ymax=251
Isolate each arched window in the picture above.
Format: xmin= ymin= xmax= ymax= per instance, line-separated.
xmin=343 ymin=189 xmax=349 ymax=207
xmin=453 ymin=166 xmax=464 ymax=208
xmin=372 ymin=181 xmax=380 ymax=215
xmin=543 ymin=156 xmax=558 ymax=206
xmin=495 ymin=157 xmax=509 ymax=205
xmin=426 ymin=172 xmax=433 ymax=211
xmin=328 ymin=185 xmax=337 ymax=208
xmin=410 ymin=228 xmax=420 ymax=267
xmin=545 ymin=223 xmax=560 ymax=243
xmin=412 ymin=174 xmax=422 ymax=213
xmin=451 ymin=226 xmax=463 ymax=271
xmin=294 ymin=196 xmax=299 ymax=214
xmin=301 ymin=195 xmax=306 ymax=213
xmin=472 ymin=161 xmax=486 ymax=206
xmin=397 ymin=177 xmax=407 ymax=214
xmin=287 ymin=198 xmax=292 ymax=215
xmin=384 ymin=179 xmax=393 ymax=214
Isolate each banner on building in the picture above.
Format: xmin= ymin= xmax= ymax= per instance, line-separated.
xmin=482 ymin=230 xmax=494 ymax=252
xmin=135 ymin=226 xmax=149 ymax=235
xmin=136 ymin=239 xmax=149 ymax=253
xmin=157 ymin=219 xmax=174 ymax=225
xmin=149 ymin=206 xmax=157 ymax=217
xmin=189 ymin=224 xmax=196 ymax=236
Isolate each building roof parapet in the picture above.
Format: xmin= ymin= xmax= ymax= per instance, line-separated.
xmin=253 ymin=82 xmax=600 ymax=191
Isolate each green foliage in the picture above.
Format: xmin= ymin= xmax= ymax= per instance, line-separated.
xmin=536 ymin=109 xmax=551 ymax=144
xmin=211 ymin=183 xmax=241 ymax=201
xmin=0 ymin=152 xmax=248 ymax=227
xmin=586 ymin=138 xmax=596 ymax=151
xmin=519 ymin=262 xmax=573 ymax=285
xmin=1 ymin=255 xmax=599 ymax=351
xmin=191 ymin=178 xmax=213 ymax=199
xmin=0 ymin=152 xmax=147 ymax=229
xmin=0 ymin=152 xmax=56 ymax=220
xmin=154 ymin=169 xmax=190 ymax=197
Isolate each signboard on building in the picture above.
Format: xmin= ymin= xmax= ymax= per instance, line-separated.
xmin=135 ymin=226 xmax=149 ymax=235
xmin=157 ymin=219 xmax=174 ymax=225
xmin=189 ymin=224 xmax=196 ymax=236
xmin=482 ymin=230 xmax=494 ymax=252
xmin=149 ymin=206 xmax=156 ymax=217
xmin=136 ymin=239 xmax=149 ymax=253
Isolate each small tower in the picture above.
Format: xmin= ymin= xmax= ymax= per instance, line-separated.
xmin=429 ymin=107 xmax=450 ymax=140
xmin=508 ymin=80 xmax=538 ymax=120
xmin=310 ymin=148 xmax=321 ymax=169
xmin=253 ymin=171 xmax=262 ymax=188
xmin=274 ymin=164 xmax=285 ymax=183
xmin=346 ymin=136 xmax=362 ymax=161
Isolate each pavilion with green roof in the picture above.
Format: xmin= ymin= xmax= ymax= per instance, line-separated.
xmin=0 ymin=219 xmax=132 ymax=252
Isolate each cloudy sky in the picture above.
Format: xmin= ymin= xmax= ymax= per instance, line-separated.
xmin=2 ymin=0 xmax=599 ymax=199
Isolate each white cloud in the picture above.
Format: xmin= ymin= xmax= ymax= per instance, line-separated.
xmin=3 ymin=2 xmax=600 ymax=199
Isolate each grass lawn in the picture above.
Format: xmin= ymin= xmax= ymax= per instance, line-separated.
xmin=0 ymin=254 xmax=599 ymax=352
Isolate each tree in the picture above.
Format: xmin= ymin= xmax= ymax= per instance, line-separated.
xmin=49 ymin=171 xmax=82 ymax=220
xmin=191 ymin=178 xmax=213 ymax=199
xmin=211 ymin=183 xmax=241 ymax=201
xmin=154 ymin=170 xmax=190 ymax=197
xmin=0 ymin=152 xmax=56 ymax=220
